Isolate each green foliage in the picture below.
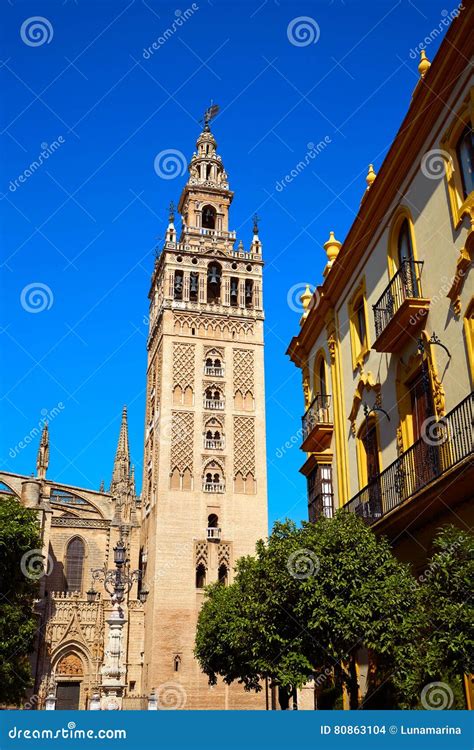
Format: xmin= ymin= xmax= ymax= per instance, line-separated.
xmin=195 ymin=514 xmax=474 ymax=710
xmin=196 ymin=512 xmax=417 ymax=707
xmin=404 ymin=525 xmax=474 ymax=708
xmin=0 ymin=495 xmax=42 ymax=705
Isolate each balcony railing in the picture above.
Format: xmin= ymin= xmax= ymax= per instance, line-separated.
xmin=344 ymin=392 xmax=473 ymax=524
xmin=203 ymin=482 xmax=225 ymax=493
xmin=204 ymin=439 xmax=224 ymax=450
xmin=207 ymin=527 xmax=221 ymax=541
xmin=373 ymin=260 xmax=429 ymax=352
xmin=301 ymin=395 xmax=333 ymax=452
xmin=204 ymin=366 xmax=224 ymax=377
xmin=204 ymin=399 xmax=225 ymax=410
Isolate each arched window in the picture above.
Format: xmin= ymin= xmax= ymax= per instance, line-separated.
xmin=218 ymin=564 xmax=228 ymax=585
xmin=207 ymin=262 xmax=221 ymax=303
xmin=456 ymin=123 xmax=474 ymax=200
xmin=397 ymin=218 xmax=415 ymax=267
xmin=174 ymin=271 xmax=183 ymax=300
xmin=357 ymin=418 xmax=382 ymax=519
xmin=245 ymin=279 xmax=254 ymax=308
xmin=208 ymin=513 xmax=218 ymax=528
xmin=189 ymin=272 xmax=199 ymax=301
xmin=319 ymin=357 xmax=327 ymax=398
xmin=174 ymin=655 xmax=181 ymax=672
xmin=196 ymin=564 xmax=206 ymax=588
xmin=202 ymin=205 xmax=216 ymax=229
xmin=65 ymin=537 xmax=85 ymax=591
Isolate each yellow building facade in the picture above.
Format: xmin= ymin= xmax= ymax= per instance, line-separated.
xmin=287 ymin=8 xmax=473 ymax=572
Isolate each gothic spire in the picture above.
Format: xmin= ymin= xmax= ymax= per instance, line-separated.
xmin=36 ymin=423 xmax=49 ymax=480
xmin=110 ymin=405 xmax=130 ymax=493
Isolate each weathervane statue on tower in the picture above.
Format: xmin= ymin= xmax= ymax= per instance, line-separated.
xmin=202 ymin=102 xmax=220 ymax=130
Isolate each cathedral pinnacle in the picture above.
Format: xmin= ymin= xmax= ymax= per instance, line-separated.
xmin=36 ymin=423 xmax=49 ymax=480
xmin=110 ymin=405 xmax=131 ymax=493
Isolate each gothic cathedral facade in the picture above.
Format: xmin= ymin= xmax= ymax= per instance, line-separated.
xmin=141 ymin=121 xmax=268 ymax=708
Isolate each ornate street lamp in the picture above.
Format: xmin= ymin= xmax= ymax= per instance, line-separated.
xmin=88 ymin=538 xmax=146 ymax=605
xmin=86 ymin=538 xmax=148 ymax=710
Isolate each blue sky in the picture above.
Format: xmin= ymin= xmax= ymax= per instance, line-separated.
xmin=0 ymin=0 xmax=448 ymax=528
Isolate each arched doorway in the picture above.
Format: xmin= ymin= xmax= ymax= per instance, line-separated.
xmin=55 ymin=653 xmax=84 ymax=710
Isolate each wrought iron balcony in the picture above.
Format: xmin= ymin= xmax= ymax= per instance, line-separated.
xmin=203 ymin=482 xmax=225 ymax=493
xmin=204 ymin=366 xmax=224 ymax=377
xmin=207 ymin=527 xmax=221 ymax=541
xmin=204 ymin=399 xmax=224 ymax=410
xmin=301 ymin=395 xmax=333 ymax=452
xmin=373 ymin=260 xmax=429 ymax=353
xmin=344 ymin=392 xmax=473 ymax=525
xmin=204 ymin=438 xmax=224 ymax=450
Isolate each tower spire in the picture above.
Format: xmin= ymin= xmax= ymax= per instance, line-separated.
xmin=110 ymin=405 xmax=130 ymax=493
xmin=36 ymin=423 xmax=49 ymax=480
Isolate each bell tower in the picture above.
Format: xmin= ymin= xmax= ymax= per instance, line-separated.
xmin=141 ymin=110 xmax=268 ymax=709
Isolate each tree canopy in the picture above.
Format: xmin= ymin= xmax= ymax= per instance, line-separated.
xmin=0 ymin=495 xmax=42 ymax=705
xmin=195 ymin=514 xmax=474 ymax=709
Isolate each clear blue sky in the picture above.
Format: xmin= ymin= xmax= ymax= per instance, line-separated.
xmin=0 ymin=0 xmax=447 ymax=528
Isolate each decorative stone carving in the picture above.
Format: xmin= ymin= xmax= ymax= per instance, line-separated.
xmin=218 ymin=543 xmax=231 ymax=568
xmin=56 ymin=653 xmax=83 ymax=676
xmin=195 ymin=541 xmax=208 ymax=569
xmin=51 ymin=518 xmax=110 ymax=529
xmin=233 ymin=416 xmax=255 ymax=477
xmin=170 ymin=412 xmax=194 ymax=474
xmin=348 ymin=373 xmax=382 ymax=435
xmin=173 ymin=313 xmax=255 ymax=339
xmin=173 ymin=343 xmax=195 ymax=390
xmin=233 ymin=349 xmax=254 ymax=396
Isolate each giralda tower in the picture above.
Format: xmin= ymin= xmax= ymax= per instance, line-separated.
xmin=141 ymin=113 xmax=268 ymax=709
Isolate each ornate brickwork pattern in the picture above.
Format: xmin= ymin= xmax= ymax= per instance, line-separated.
xmin=195 ymin=541 xmax=208 ymax=568
xmin=233 ymin=416 xmax=255 ymax=476
xmin=218 ymin=543 xmax=231 ymax=568
xmin=173 ymin=313 xmax=255 ymax=338
xmin=172 ymin=343 xmax=195 ymax=390
xmin=233 ymin=349 xmax=255 ymax=396
xmin=170 ymin=411 xmax=194 ymax=473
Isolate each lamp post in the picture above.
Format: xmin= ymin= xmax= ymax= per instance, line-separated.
xmin=87 ymin=539 xmax=148 ymax=710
